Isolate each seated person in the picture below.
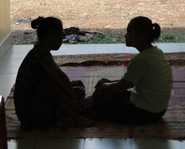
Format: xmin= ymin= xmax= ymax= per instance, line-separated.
xmin=13 ymin=16 xmax=90 ymax=129
xmin=91 ymin=16 xmax=172 ymax=125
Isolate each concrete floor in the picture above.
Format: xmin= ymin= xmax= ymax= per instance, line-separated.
xmin=0 ymin=44 xmax=185 ymax=149
xmin=14 ymin=43 xmax=185 ymax=56
xmin=7 ymin=138 xmax=185 ymax=149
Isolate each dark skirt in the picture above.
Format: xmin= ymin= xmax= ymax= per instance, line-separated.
xmin=15 ymin=80 xmax=86 ymax=129
xmin=86 ymin=87 xmax=165 ymax=125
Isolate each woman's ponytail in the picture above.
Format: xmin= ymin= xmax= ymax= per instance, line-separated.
xmin=152 ymin=23 xmax=161 ymax=42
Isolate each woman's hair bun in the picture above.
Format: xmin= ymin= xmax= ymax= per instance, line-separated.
xmin=31 ymin=16 xmax=45 ymax=29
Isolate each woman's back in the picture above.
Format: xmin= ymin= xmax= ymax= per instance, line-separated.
xmin=14 ymin=47 xmax=73 ymax=127
xmin=124 ymin=47 xmax=172 ymax=113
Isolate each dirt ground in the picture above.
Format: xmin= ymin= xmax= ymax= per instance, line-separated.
xmin=11 ymin=0 xmax=185 ymax=30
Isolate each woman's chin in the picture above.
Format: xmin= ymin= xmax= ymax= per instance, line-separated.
xmin=52 ymin=46 xmax=61 ymax=51
xmin=126 ymin=43 xmax=130 ymax=47
xmin=125 ymin=42 xmax=133 ymax=47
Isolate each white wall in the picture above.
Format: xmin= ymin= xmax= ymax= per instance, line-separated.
xmin=0 ymin=0 xmax=10 ymax=44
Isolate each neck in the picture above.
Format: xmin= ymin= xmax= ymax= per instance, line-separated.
xmin=34 ymin=42 xmax=51 ymax=54
xmin=136 ymin=44 xmax=153 ymax=53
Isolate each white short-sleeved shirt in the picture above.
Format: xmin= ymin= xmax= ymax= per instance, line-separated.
xmin=123 ymin=47 xmax=172 ymax=113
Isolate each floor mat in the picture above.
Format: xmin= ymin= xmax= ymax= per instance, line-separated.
xmin=5 ymin=65 xmax=185 ymax=140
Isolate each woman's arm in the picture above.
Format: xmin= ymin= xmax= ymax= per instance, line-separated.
xmin=39 ymin=56 xmax=75 ymax=99
xmin=98 ymin=78 xmax=134 ymax=93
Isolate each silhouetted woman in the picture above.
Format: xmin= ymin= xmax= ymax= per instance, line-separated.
xmin=92 ymin=16 xmax=172 ymax=124
xmin=14 ymin=17 xmax=88 ymax=129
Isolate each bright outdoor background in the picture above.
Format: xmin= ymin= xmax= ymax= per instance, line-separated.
xmin=10 ymin=0 xmax=185 ymax=43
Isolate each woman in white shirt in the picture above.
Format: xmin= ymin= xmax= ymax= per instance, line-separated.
xmin=91 ymin=16 xmax=172 ymax=125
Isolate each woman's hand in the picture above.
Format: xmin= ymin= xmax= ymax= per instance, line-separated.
xmin=71 ymin=80 xmax=85 ymax=88
xmin=95 ymin=78 xmax=111 ymax=89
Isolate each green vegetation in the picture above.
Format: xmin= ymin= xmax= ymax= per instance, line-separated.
xmin=13 ymin=30 xmax=185 ymax=45
xmin=73 ymin=32 xmax=185 ymax=44
xmin=84 ymin=34 xmax=123 ymax=44
xmin=159 ymin=32 xmax=185 ymax=42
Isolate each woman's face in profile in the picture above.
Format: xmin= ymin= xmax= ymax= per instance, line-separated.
xmin=51 ymin=35 xmax=63 ymax=50
xmin=125 ymin=22 xmax=144 ymax=48
xmin=125 ymin=24 xmax=136 ymax=47
xmin=49 ymin=28 xmax=64 ymax=51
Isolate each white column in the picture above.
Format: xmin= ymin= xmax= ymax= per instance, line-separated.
xmin=0 ymin=0 xmax=10 ymax=44
xmin=0 ymin=0 xmax=11 ymax=56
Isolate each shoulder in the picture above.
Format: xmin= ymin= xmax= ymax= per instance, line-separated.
xmin=19 ymin=49 xmax=49 ymax=76
xmin=136 ymin=46 xmax=164 ymax=62
xmin=146 ymin=46 xmax=164 ymax=56
xmin=129 ymin=52 xmax=146 ymax=66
